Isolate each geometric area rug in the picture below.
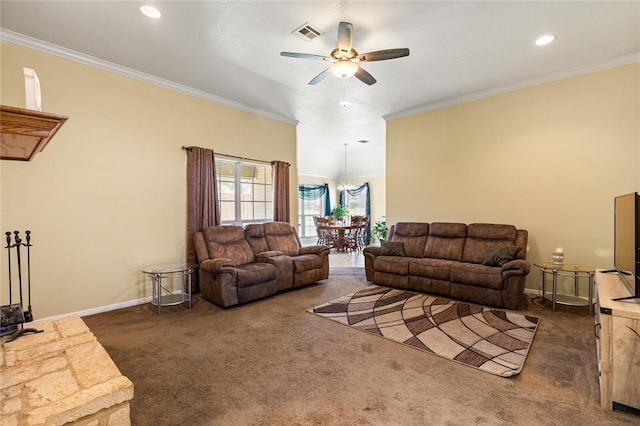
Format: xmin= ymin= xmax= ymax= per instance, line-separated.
xmin=309 ymin=285 xmax=540 ymax=377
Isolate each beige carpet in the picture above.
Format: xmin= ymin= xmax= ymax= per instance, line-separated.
xmin=82 ymin=274 xmax=639 ymax=425
xmin=310 ymin=285 xmax=540 ymax=377
xmin=329 ymin=266 xmax=365 ymax=276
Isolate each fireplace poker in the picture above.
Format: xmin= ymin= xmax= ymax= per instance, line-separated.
xmin=24 ymin=231 xmax=33 ymax=322
xmin=5 ymin=232 xmax=12 ymax=304
xmin=13 ymin=231 xmax=24 ymax=309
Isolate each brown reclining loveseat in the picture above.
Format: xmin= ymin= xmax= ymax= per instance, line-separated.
xmin=193 ymin=222 xmax=330 ymax=307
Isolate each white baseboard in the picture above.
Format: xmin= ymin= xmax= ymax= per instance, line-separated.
xmin=524 ymin=288 xmax=540 ymax=296
xmin=32 ymin=296 xmax=152 ymax=324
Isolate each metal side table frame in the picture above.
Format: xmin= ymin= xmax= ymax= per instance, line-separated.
xmin=534 ymin=261 xmax=595 ymax=315
xmin=142 ymin=263 xmax=196 ymax=315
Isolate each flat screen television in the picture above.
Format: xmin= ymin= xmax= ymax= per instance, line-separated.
xmin=609 ymin=192 xmax=640 ymax=301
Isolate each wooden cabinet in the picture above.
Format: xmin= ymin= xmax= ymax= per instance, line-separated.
xmin=595 ymin=270 xmax=640 ymax=411
xmin=1 ymin=105 xmax=68 ymax=161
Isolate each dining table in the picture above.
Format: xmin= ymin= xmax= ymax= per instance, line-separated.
xmin=318 ymin=223 xmax=356 ymax=252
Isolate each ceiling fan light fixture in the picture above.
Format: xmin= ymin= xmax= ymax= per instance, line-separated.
xmin=535 ymin=34 xmax=557 ymax=46
xmin=330 ymin=60 xmax=358 ymax=78
xmin=140 ymin=5 xmax=161 ymax=19
xmin=281 ymin=22 xmax=408 ymax=86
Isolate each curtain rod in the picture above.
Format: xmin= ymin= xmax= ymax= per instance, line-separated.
xmin=182 ymin=146 xmax=289 ymax=166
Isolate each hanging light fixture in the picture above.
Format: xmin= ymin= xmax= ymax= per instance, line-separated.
xmin=337 ymin=143 xmax=355 ymax=191
xmin=330 ymin=60 xmax=358 ymax=79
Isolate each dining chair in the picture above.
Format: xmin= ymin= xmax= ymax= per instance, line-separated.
xmin=357 ymin=216 xmax=370 ymax=250
xmin=313 ymin=216 xmax=324 ymax=245
xmin=315 ymin=216 xmax=335 ymax=247
xmin=345 ymin=216 xmax=363 ymax=251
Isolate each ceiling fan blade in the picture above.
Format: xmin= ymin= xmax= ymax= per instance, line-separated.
xmin=308 ymin=69 xmax=331 ymax=85
xmin=357 ymin=48 xmax=410 ymax=62
xmin=280 ymin=52 xmax=332 ymax=61
xmin=354 ymin=66 xmax=377 ymax=85
xmin=337 ymin=21 xmax=353 ymax=53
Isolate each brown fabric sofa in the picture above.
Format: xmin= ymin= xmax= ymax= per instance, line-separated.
xmin=363 ymin=222 xmax=531 ymax=309
xmin=193 ymin=222 xmax=330 ymax=307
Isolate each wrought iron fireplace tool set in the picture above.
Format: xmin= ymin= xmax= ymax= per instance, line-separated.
xmin=1 ymin=230 xmax=42 ymax=341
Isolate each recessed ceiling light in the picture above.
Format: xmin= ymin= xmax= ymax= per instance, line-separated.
xmin=535 ymin=34 xmax=557 ymax=46
xmin=140 ymin=5 xmax=161 ymax=19
xmin=339 ymin=100 xmax=350 ymax=107
xmin=357 ymin=139 xmax=370 ymax=144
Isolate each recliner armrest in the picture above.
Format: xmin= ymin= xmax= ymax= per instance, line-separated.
xmin=255 ymin=251 xmax=284 ymax=261
xmin=363 ymin=246 xmax=382 ymax=257
xmin=200 ymin=258 xmax=235 ymax=273
xmin=299 ymin=245 xmax=330 ymax=256
xmin=501 ymin=259 xmax=531 ymax=277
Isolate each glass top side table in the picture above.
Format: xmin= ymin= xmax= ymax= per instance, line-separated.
xmin=533 ymin=261 xmax=595 ymax=315
xmin=141 ymin=263 xmax=196 ymax=315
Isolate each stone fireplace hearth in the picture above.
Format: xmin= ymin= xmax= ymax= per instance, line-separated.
xmin=1 ymin=316 xmax=133 ymax=425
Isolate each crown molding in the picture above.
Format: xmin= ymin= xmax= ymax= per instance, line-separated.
xmin=0 ymin=29 xmax=299 ymax=126
xmin=384 ymin=52 xmax=640 ymax=121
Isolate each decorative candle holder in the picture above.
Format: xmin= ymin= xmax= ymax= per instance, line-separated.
xmin=552 ymin=251 xmax=564 ymax=265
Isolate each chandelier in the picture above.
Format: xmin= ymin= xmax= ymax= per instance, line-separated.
xmin=337 ymin=143 xmax=355 ymax=191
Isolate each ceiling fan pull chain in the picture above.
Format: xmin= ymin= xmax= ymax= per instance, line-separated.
xmin=341 ymin=79 xmax=348 ymax=107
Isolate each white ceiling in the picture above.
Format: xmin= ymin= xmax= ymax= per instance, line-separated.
xmin=1 ymin=1 xmax=639 ymax=179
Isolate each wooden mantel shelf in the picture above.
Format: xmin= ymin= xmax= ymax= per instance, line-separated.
xmin=1 ymin=105 xmax=69 ymax=161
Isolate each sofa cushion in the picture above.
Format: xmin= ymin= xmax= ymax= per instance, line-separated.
xmin=450 ymin=263 xmax=503 ymax=290
xmin=235 ymin=263 xmax=277 ymax=288
xmin=374 ymin=256 xmax=412 ymax=275
xmin=380 ymin=240 xmax=405 ymax=256
xmin=203 ymin=226 xmax=255 ymax=266
xmin=482 ymin=246 xmax=522 ymax=267
xmin=244 ymin=224 xmax=270 ymax=255
xmin=263 ymin=222 xmax=301 ymax=256
xmin=292 ymin=254 xmax=324 ymax=273
xmin=462 ymin=223 xmax=517 ymax=264
xmin=423 ymin=222 xmax=467 ymax=261
xmin=409 ymin=258 xmax=457 ymax=281
xmin=390 ymin=222 xmax=429 ymax=258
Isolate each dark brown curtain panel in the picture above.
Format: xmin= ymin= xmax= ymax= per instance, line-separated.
xmin=186 ymin=147 xmax=220 ymax=290
xmin=272 ymin=160 xmax=290 ymax=223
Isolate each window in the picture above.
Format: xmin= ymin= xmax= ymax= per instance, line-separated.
xmin=298 ymin=184 xmax=330 ymax=238
xmin=340 ymin=183 xmax=371 ymax=244
xmin=216 ymin=159 xmax=273 ymax=226
xmin=341 ymin=186 xmax=368 ymax=217
xmin=299 ymin=193 xmax=327 ymax=238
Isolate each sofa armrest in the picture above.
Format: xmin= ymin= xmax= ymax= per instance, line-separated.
xmin=255 ymin=251 xmax=284 ymax=261
xmin=501 ymin=259 xmax=531 ymax=278
xmin=363 ymin=246 xmax=381 ymax=257
xmin=198 ymin=259 xmax=239 ymax=307
xmin=501 ymin=259 xmax=530 ymax=309
xmin=299 ymin=245 xmax=330 ymax=256
xmin=363 ymin=246 xmax=382 ymax=282
xmin=200 ymin=258 xmax=235 ymax=274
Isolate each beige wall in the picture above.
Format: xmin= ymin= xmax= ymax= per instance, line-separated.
xmin=387 ymin=63 xmax=640 ymax=292
xmin=1 ymin=42 xmax=297 ymax=318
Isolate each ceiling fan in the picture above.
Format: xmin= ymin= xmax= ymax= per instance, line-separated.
xmin=280 ymin=21 xmax=410 ymax=86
